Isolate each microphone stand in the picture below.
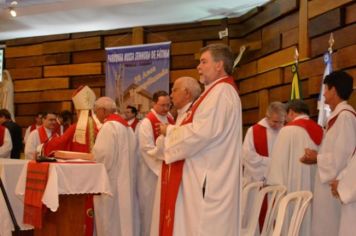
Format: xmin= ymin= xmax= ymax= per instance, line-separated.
xmin=0 ymin=177 xmax=21 ymax=235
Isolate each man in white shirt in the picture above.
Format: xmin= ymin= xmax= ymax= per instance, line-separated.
xmin=159 ymin=44 xmax=242 ymax=236
xmin=301 ymin=70 xmax=356 ymax=236
xmin=92 ymin=96 xmax=137 ymax=236
xmin=124 ymin=105 xmax=140 ymax=131
xmin=24 ymin=112 xmax=57 ymax=160
xmin=137 ymin=90 xmax=174 ymax=236
xmin=267 ymin=99 xmax=323 ymax=236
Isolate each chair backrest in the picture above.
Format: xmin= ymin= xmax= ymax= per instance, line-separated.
xmin=241 ymin=181 xmax=264 ymax=228
xmin=272 ymin=191 xmax=313 ymax=236
xmin=243 ymin=184 xmax=287 ymax=236
xmin=260 ymin=185 xmax=287 ymax=236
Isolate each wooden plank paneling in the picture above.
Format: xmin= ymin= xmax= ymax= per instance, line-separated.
xmin=257 ymin=46 xmax=296 ymax=73
xmin=44 ymin=63 xmax=102 ymax=77
xmin=346 ymin=3 xmax=356 ymax=24
xmin=242 ymin=109 xmax=260 ymax=125
xmin=16 ymin=102 xmax=73 ymax=116
xmin=14 ymin=88 xmax=101 ymax=103
xmin=258 ymin=89 xmax=269 ymax=118
xmin=72 ymin=50 xmax=106 ymax=63
xmin=171 ymin=55 xmax=198 ymax=70
xmin=282 ymin=27 xmax=298 ymax=48
xmin=236 ymin=61 xmax=257 ymax=80
xmin=104 ymin=34 xmax=132 ymax=47
xmin=239 ymin=69 xmax=283 ymax=94
xmin=5 ymin=34 xmax=70 ymax=47
xmin=6 ymin=53 xmax=70 ymax=68
xmin=5 ymin=44 xmax=43 ymax=58
xmin=311 ymin=24 xmax=356 ymax=57
xmin=241 ymin=92 xmax=259 ymax=110
xmin=71 ymin=75 xmax=106 ymax=88
xmin=269 ymin=80 xmax=309 ymax=102
xmin=334 ymin=44 xmax=356 ymax=70
xmin=229 ymin=0 xmax=298 ymax=37
xmin=171 ymin=41 xmax=203 ymax=55
xmin=43 ymin=37 xmax=101 ymax=54
xmin=309 ymin=9 xmax=342 ymax=38
xmin=8 ymin=67 xmax=42 ymax=80
xmin=14 ymin=77 xmax=70 ymax=92
xmin=308 ymin=0 xmax=352 ymax=19
xmin=308 ymin=75 xmax=322 ymax=95
xmin=170 ymin=69 xmax=200 ymax=82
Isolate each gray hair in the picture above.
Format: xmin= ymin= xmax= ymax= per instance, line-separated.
xmin=266 ymin=101 xmax=287 ymax=117
xmin=178 ymin=76 xmax=202 ymax=101
xmin=94 ymin=96 xmax=117 ymax=113
xmin=200 ymin=43 xmax=234 ymax=75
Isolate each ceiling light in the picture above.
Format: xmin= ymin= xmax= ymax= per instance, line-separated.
xmin=9 ymin=7 xmax=17 ymax=17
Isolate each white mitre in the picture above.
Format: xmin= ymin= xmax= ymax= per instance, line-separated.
xmin=72 ymin=85 xmax=96 ymax=144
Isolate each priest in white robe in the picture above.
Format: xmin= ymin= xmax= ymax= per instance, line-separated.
xmin=301 ymin=71 xmax=356 ymax=236
xmin=267 ymin=99 xmax=323 ymax=236
xmin=160 ymin=44 xmax=242 ymax=236
xmin=242 ymin=101 xmax=286 ymax=185
xmin=149 ymin=76 xmax=201 ymax=236
xmin=330 ymin=152 xmax=356 ymax=236
xmin=92 ymin=97 xmax=138 ymax=236
xmin=137 ymin=91 xmax=173 ymax=236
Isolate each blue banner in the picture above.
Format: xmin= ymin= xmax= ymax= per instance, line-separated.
xmin=105 ymin=42 xmax=171 ymax=115
xmin=317 ymin=52 xmax=332 ymax=127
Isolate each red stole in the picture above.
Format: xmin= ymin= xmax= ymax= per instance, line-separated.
xmin=30 ymin=124 xmax=37 ymax=132
xmin=0 ymin=125 xmax=5 ymax=146
xmin=105 ymin=113 xmax=129 ymax=127
xmin=38 ymin=126 xmax=52 ymax=144
xmin=287 ymin=118 xmax=323 ymax=145
xmin=252 ymin=124 xmax=268 ymax=157
xmin=146 ymin=112 xmax=175 ymax=141
xmin=159 ymin=76 xmax=238 ymax=236
xmin=23 ymin=161 xmax=50 ymax=228
xmin=327 ymin=109 xmax=356 ymax=131
xmin=130 ymin=118 xmax=140 ymax=131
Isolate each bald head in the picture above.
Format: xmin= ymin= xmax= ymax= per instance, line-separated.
xmin=171 ymin=77 xmax=201 ymax=109
xmin=94 ymin=97 xmax=117 ymax=123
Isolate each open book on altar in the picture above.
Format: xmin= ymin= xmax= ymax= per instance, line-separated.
xmin=52 ymin=150 xmax=94 ymax=161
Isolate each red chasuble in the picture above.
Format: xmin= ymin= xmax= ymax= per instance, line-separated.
xmin=159 ymin=76 xmax=238 ymax=236
xmin=286 ymin=118 xmax=323 ymax=145
xmin=0 ymin=125 xmax=5 ymax=146
xmin=30 ymin=123 xmax=37 ymax=132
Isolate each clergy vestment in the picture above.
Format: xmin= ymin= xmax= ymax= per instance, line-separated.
xmin=137 ymin=109 xmax=174 ymax=236
xmin=163 ymin=77 xmax=242 ymax=236
xmin=92 ymin=114 xmax=138 ymax=236
xmin=312 ymin=101 xmax=356 ymax=236
xmin=23 ymin=124 xmax=40 ymax=144
xmin=24 ymin=126 xmax=56 ymax=160
xmin=266 ymin=115 xmax=323 ymax=236
xmin=242 ymin=118 xmax=280 ymax=184
xmin=149 ymin=102 xmax=192 ymax=236
xmin=0 ymin=126 xmax=12 ymax=158
xmin=128 ymin=117 xmax=140 ymax=131
xmin=337 ymin=151 xmax=356 ymax=236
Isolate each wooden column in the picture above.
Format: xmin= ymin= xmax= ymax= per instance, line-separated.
xmin=132 ymin=27 xmax=144 ymax=45
xmin=299 ymin=0 xmax=309 ymax=60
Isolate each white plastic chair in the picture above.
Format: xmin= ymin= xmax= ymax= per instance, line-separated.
xmin=241 ymin=181 xmax=264 ymax=229
xmin=242 ymin=184 xmax=287 ymax=236
xmin=272 ymin=191 xmax=313 ymax=236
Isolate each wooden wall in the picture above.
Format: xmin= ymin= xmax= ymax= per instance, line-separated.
xmin=2 ymin=0 xmax=356 ymax=131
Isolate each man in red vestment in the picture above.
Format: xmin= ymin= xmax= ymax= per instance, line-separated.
xmin=124 ymin=105 xmax=140 ymax=131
